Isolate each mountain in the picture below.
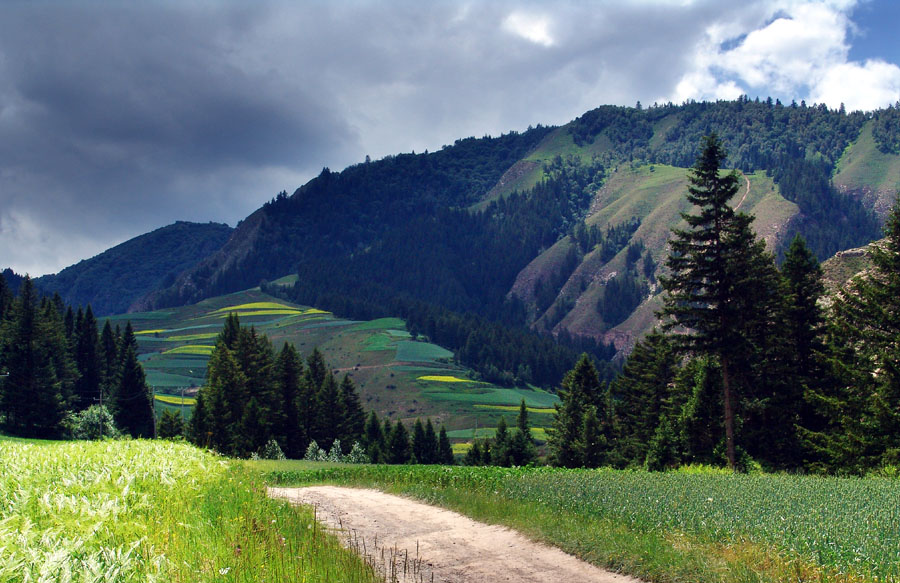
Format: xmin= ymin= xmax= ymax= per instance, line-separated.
xmin=36 ymin=221 xmax=232 ymax=316
xmin=133 ymin=99 xmax=893 ymax=369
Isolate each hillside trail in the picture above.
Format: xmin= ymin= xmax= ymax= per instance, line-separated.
xmin=733 ymin=172 xmax=751 ymax=211
xmin=269 ymin=486 xmax=641 ymax=583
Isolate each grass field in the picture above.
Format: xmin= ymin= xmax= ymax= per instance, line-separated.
xmin=263 ymin=462 xmax=900 ymax=583
xmin=0 ymin=437 xmax=379 ymax=582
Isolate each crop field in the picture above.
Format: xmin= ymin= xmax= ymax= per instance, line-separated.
xmin=110 ymin=286 xmax=559 ymax=437
xmin=265 ymin=463 xmax=900 ymax=583
xmin=154 ymin=393 xmax=197 ymax=406
xmin=0 ymin=437 xmax=379 ymax=582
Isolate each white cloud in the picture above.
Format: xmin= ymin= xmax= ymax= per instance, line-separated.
xmin=502 ymin=11 xmax=555 ymax=47
xmin=811 ymin=59 xmax=900 ymax=111
xmin=668 ymin=1 xmax=900 ymax=111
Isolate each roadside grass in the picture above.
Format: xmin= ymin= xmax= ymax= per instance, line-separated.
xmin=0 ymin=439 xmax=379 ymax=583
xmin=263 ymin=463 xmax=900 ymax=583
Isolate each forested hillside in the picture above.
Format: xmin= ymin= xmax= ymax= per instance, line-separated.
xmin=35 ymin=221 xmax=232 ymax=316
xmin=122 ymin=100 xmax=896 ymax=382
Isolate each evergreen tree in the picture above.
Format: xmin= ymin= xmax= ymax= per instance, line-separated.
xmin=659 ymin=134 xmax=781 ymax=470
xmin=113 ymin=334 xmax=155 ymax=438
xmin=492 ymin=416 xmax=511 ymax=466
xmin=608 ymin=332 xmax=678 ymax=467
xmin=549 ymin=354 xmax=607 ymax=468
xmin=580 ymin=405 xmax=605 ymax=468
xmin=316 ymin=373 xmax=343 ymax=451
xmin=411 ymin=419 xmax=428 ymax=463
xmin=158 ymin=408 xmax=185 ymax=439
xmin=235 ymin=397 xmax=267 ymax=457
xmin=464 ymin=439 xmax=483 ymax=466
xmin=364 ymin=410 xmax=385 ymax=463
xmin=275 ymin=343 xmax=304 ymax=457
xmin=387 ymin=420 xmax=411 ymax=464
xmin=423 ymin=418 xmax=439 ymax=464
xmin=438 ymin=425 xmax=455 ymax=464
xmin=0 ymin=277 xmax=69 ymax=438
xmin=99 ymin=320 xmax=120 ymax=403
xmin=338 ymin=374 xmax=365 ymax=446
xmin=508 ymin=399 xmax=536 ymax=466
xmin=810 ymin=197 xmax=900 ymax=471
xmin=73 ymin=305 xmax=102 ymax=411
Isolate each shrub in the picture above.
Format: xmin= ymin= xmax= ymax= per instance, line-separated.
xmin=63 ymin=405 xmax=121 ymax=440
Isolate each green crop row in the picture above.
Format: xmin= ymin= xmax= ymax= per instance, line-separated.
xmin=265 ymin=463 xmax=900 ymax=583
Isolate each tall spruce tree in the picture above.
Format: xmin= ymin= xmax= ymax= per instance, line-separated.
xmin=112 ymin=323 xmax=155 ymax=438
xmin=438 ymin=425 xmax=455 ymax=465
xmin=275 ymin=343 xmax=304 ymax=457
xmin=659 ymin=134 xmax=781 ymax=470
xmin=73 ymin=305 xmax=102 ymax=411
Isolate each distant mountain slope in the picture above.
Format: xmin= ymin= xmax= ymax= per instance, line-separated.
xmin=130 ymin=99 xmax=896 ymax=367
xmin=36 ymin=221 xmax=232 ymax=315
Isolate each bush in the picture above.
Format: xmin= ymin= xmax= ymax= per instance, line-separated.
xmin=63 ymin=405 xmax=121 ymax=440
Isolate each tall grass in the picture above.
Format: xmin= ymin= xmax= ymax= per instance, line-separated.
xmin=0 ymin=438 xmax=379 ymax=582
xmin=264 ymin=463 xmax=900 ymax=583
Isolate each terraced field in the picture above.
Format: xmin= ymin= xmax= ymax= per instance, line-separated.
xmin=106 ymin=286 xmax=559 ymax=445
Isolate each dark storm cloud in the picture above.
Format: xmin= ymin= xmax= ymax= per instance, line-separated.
xmin=4 ymin=0 xmax=881 ymax=276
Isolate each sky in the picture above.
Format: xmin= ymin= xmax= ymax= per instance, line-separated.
xmin=2 ymin=0 xmax=900 ymax=276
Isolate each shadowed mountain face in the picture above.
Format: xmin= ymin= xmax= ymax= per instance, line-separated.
xmin=35 ymin=221 xmax=232 ymax=316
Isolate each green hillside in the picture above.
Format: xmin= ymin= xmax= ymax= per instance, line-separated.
xmin=107 ymin=286 xmax=558 ymax=443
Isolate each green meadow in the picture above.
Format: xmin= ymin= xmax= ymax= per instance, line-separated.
xmin=0 ymin=436 xmax=378 ymax=582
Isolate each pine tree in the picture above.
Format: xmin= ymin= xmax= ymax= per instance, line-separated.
xmin=659 ymin=134 xmax=781 ymax=470
xmin=492 ymin=416 xmax=511 ymax=466
xmin=338 ymin=374 xmax=365 ymax=446
xmin=158 ymin=408 xmax=185 ymax=439
xmin=608 ymin=331 xmax=678 ymax=467
xmin=316 ymin=373 xmax=343 ymax=451
xmin=438 ymin=425 xmax=455 ymax=464
xmin=364 ymin=410 xmax=385 ymax=463
xmin=580 ymin=405 xmax=605 ymax=468
xmin=99 ymin=320 xmax=120 ymax=403
xmin=813 ymin=196 xmax=900 ymax=470
xmin=113 ymin=328 xmax=155 ymax=438
xmin=411 ymin=419 xmax=428 ymax=463
xmin=275 ymin=343 xmax=304 ymax=457
xmin=387 ymin=420 xmax=411 ymax=464
xmin=549 ymin=354 xmax=606 ymax=468
xmin=508 ymin=399 xmax=536 ymax=466
xmin=73 ymin=305 xmax=102 ymax=411
xmin=423 ymin=418 xmax=439 ymax=464
xmin=0 ymin=277 xmax=69 ymax=438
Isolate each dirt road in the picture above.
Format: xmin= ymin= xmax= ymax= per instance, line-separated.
xmin=269 ymin=486 xmax=641 ymax=583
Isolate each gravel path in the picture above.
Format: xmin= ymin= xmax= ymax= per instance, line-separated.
xmin=269 ymin=486 xmax=641 ymax=583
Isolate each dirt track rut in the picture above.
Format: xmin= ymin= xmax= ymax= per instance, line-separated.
xmin=269 ymin=486 xmax=641 ymax=583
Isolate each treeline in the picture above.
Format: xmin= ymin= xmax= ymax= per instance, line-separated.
xmin=0 ymin=276 xmax=154 ymax=439
xmin=548 ymin=136 xmax=900 ymax=474
xmin=189 ymin=315 xmax=365 ymax=458
xmin=354 ymin=412 xmax=455 ymax=465
xmin=461 ymin=400 xmax=537 ymax=467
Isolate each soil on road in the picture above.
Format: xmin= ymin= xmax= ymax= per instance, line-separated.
xmin=269 ymin=485 xmax=641 ymax=583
